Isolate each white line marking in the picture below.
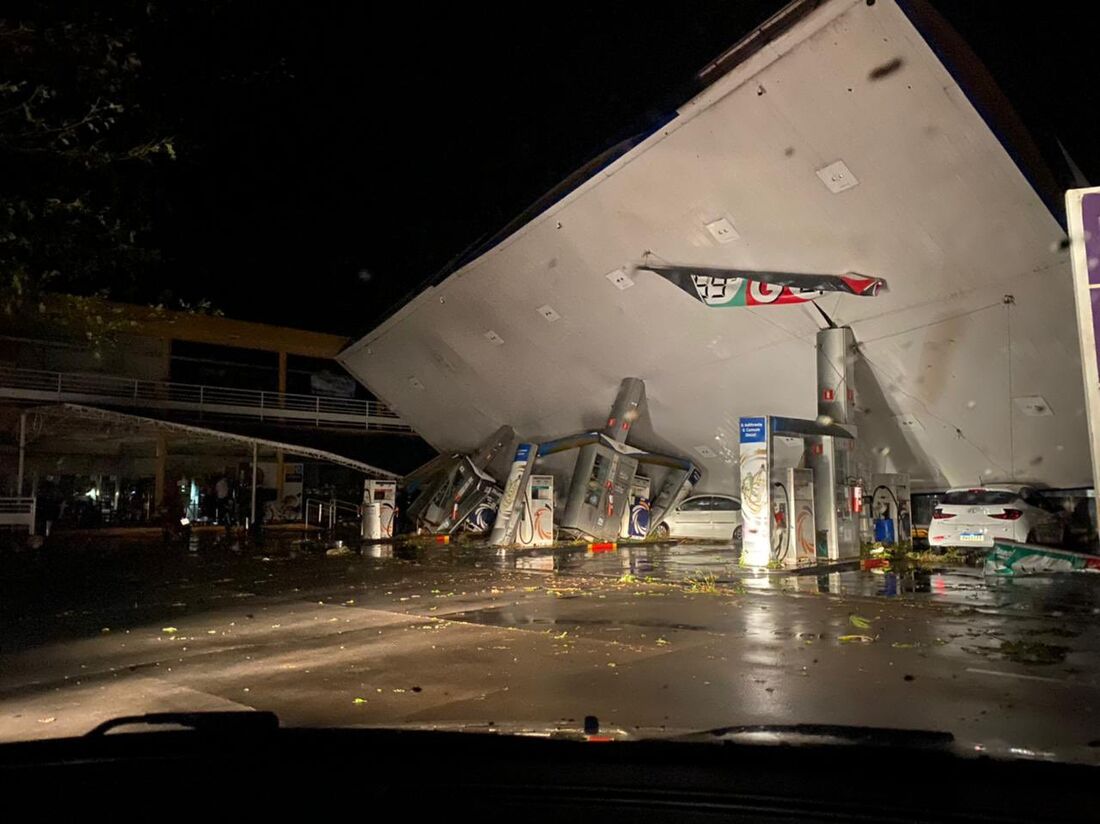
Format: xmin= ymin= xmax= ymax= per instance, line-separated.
xmin=965 ymin=667 xmax=1065 ymax=684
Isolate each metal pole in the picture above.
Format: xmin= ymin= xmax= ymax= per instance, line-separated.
xmin=251 ymin=442 xmax=258 ymax=525
xmin=17 ymin=412 xmax=26 ymax=496
xmin=153 ymin=432 xmax=166 ymax=509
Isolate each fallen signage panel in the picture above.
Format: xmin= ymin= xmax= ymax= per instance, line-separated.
xmin=985 ymin=540 xmax=1100 ymax=577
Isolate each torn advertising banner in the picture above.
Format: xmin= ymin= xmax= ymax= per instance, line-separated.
xmin=638 ymin=264 xmax=886 ymax=307
xmin=985 ymin=540 xmax=1100 ymax=576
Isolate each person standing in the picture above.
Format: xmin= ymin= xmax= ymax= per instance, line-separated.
xmin=215 ymin=474 xmax=230 ymax=524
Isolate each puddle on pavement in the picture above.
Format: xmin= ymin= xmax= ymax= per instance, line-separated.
xmin=999 ymin=639 xmax=1070 ymax=665
xmin=446 ymin=608 xmax=709 ymax=632
xmin=14 ymin=532 xmax=1100 ymax=623
xmin=172 ymin=535 xmax=1100 ymax=619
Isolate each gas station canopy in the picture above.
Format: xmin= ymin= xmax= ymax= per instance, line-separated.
xmin=340 ymin=0 xmax=1087 ymax=492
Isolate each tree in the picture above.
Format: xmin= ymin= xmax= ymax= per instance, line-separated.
xmin=0 ymin=3 xmax=178 ymax=318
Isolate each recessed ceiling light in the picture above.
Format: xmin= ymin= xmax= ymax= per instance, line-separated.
xmin=1014 ymin=395 xmax=1053 ymax=416
xmin=816 ymin=160 xmax=859 ymax=194
xmin=536 ymin=304 xmax=561 ymax=322
xmin=704 ymin=217 xmax=739 ymax=244
xmin=605 ymin=268 xmax=634 ymax=290
xmin=894 ymin=413 xmax=923 ymax=431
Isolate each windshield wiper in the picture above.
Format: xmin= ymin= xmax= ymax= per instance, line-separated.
xmin=671 ymin=723 xmax=954 ymax=749
xmin=86 ymin=711 xmax=279 ymax=737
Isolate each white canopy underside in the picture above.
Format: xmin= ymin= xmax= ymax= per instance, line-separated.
xmin=340 ymin=0 xmax=1086 ymax=492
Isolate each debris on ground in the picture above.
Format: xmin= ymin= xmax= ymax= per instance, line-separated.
xmin=999 ymin=639 xmax=1069 ymax=665
xmin=849 ymin=615 xmax=871 ymax=629
xmin=685 ymin=574 xmax=719 ymax=594
xmin=985 ymin=541 xmax=1100 ymax=576
xmin=838 ymin=634 xmax=874 ymax=644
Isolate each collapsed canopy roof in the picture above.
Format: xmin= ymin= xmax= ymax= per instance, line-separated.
xmin=340 ymin=0 xmax=1086 ymax=492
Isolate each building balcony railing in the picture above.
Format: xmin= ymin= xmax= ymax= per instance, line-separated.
xmin=0 ymin=365 xmax=412 ymax=433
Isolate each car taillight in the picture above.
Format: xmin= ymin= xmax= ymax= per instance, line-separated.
xmin=989 ymin=509 xmax=1023 ymax=521
xmin=932 ymin=508 xmax=955 ymax=520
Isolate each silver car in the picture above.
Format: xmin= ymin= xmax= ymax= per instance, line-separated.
xmin=654 ymin=494 xmax=743 ymax=541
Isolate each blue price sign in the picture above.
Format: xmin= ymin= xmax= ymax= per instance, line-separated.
xmin=739 ymin=417 xmax=767 ymax=444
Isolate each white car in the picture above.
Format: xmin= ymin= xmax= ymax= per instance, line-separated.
xmin=654 ymin=494 xmax=743 ymax=541
xmin=927 ymin=484 xmax=1064 ymax=549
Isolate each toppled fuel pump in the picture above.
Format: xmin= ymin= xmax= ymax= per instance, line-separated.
xmin=485 ymin=378 xmax=698 ymax=546
xmin=402 ymin=425 xmax=512 ymax=534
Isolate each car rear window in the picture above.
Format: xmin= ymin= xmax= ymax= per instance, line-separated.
xmin=941 ymin=490 xmax=1019 ymax=506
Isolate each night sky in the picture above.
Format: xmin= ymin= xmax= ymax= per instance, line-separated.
xmin=113 ymin=1 xmax=1100 ymax=335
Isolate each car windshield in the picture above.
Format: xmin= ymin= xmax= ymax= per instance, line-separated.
xmin=2 ymin=0 xmax=1100 ymax=772
xmin=941 ymin=491 xmax=1020 ymax=506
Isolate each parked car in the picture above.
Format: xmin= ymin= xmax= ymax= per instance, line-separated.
xmin=654 ymin=494 xmax=742 ymax=541
xmin=927 ymin=484 xmax=1064 ymax=549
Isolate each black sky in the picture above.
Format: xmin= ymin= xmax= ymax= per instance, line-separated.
xmin=139 ymin=1 xmax=1100 ymax=335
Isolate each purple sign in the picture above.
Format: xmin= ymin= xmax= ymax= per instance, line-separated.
xmin=1070 ymin=188 xmax=1100 ymax=493
xmin=1085 ymin=193 xmax=1100 ymax=285
xmin=1084 ymin=193 xmax=1100 ymax=377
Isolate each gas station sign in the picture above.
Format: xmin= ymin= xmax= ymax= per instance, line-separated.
xmin=739 ymin=416 xmax=770 ymax=567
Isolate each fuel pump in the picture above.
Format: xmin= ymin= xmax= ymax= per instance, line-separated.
xmin=744 ymin=415 xmax=852 ymax=566
xmin=771 ymin=480 xmax=789 ymax=564
xmin=621 ymin=475 xmax=652 ymax=539
xmin=403 ymin=425 xmax=513 ymax=533
xmin=487 ymin=443 xmax=537 ymax=546
xmin=560 ymin=444 xmax=638 ymax=541
xmin=648 ymin=466 xmax=701 ymax=533
xmin=770 ymin=467 xmax=816 ymax=567
xmin=517 ymin=475 xmax=554 ymax=547
xmin=870 ymin=473 xmax=912 ymax=546
xmin=362 ymin=479 xmax=397 ymax=540
xmin=463 ymin=487 xmax=501 ymax=534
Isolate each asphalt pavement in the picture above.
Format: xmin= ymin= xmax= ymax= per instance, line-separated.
xmin=2 ymin=536 xmax=1099 ymax=764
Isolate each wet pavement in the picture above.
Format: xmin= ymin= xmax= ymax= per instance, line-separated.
xmin=2 ymin=535 xmax=1099 ymax=764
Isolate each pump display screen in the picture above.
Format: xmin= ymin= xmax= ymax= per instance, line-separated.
xmin=586 ymin=454 xmax=606 ymax=506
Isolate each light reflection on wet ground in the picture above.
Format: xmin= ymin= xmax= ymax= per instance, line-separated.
xmin=5 ymin=533 xmax=1100 ymax=650
xmin=427 ymin=539 xmax=1100 ymax=618
xmin=3 ymin=531 xmax=1100 ymax=763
